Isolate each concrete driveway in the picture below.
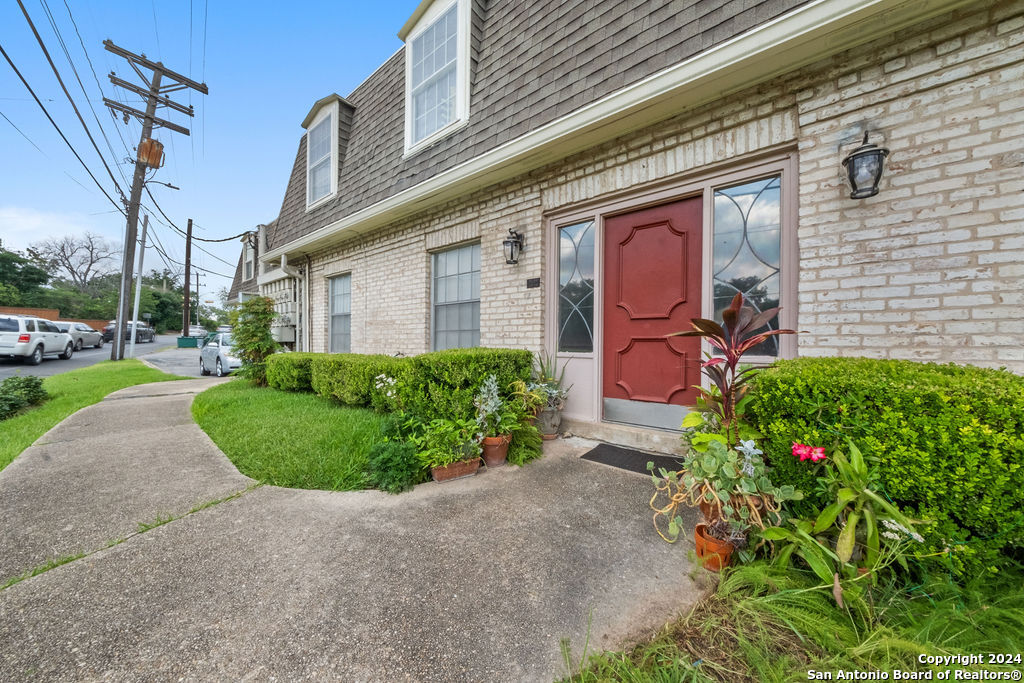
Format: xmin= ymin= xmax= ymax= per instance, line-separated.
xmin=0 ymin=380 xmax=700 ymax=682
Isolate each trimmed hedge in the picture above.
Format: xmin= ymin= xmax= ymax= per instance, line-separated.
xmin=748 ymin=357 xmax=1024 ymax=575
xmin=311 ymin=354 xmax=412 ymax=407
xmin=266 ymin=353 xmax=320 ymax=392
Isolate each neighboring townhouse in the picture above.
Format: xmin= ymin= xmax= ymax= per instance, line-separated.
xmin=247 ymin=0 xmax=1024 ymax=448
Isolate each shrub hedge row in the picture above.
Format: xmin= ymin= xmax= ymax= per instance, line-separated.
xmin=748 ymin=357 xmax=1024 ymax=575
xmin=266 ymin=348 xmax=533 ymax=423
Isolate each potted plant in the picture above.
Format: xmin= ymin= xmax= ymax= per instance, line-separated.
xmin=530 ymin=352 xmax=570 ymax=439
xmin=410 ymin=417 xmax=483 ymax=482
xmin=474 ymin=374 xmax=520 ymax=467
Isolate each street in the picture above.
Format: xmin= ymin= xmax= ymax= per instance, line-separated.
xmin=0 ymin=334 xmax=182 ymax=380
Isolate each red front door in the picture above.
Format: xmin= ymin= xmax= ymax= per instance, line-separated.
xmin=602 ymin=197 xmax=702 ymax=409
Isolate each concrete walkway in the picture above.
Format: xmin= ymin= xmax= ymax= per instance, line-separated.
xmin=0 ymin=380 xmax=700 ymax=682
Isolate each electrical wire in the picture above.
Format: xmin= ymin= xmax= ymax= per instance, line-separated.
xmin=144 ymin=185 xmax=250 ymax=244
xmin=16 ymin=0 xmax=127 ymax=205
xmin=0 ymin=41 xmax=126 ymax=216
xmin=0 ymin=108 xmax=46 ymax=155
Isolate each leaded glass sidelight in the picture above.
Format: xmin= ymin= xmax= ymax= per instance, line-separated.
xmin=712 ymin=175 xmax=782 ymax=356
xmin=558 ymin=220 xmax=595 ymax=352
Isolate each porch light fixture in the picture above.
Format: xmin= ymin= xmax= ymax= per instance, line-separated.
xmin=503 ymin=229 xmax=524 ymax=265
xmin=841 ymin=131 xmax=889 ymax=199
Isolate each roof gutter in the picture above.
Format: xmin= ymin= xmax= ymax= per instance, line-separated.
xmin=265 ymin=0 xmax=973 ymax=261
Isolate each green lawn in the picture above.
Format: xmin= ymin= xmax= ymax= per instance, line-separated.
xmin=0 ymin=360 xmax=185 ymax=472
xmin=561 ymin=563 xmax=1024 ymax=682
xmin=192 ymin=380 xmax=386 ymax=490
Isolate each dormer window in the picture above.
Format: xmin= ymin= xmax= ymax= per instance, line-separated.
xmin=305 ymin=100 xmax=339 ymax=209
xmin=402 ymin=0 xmax=470 ymax=153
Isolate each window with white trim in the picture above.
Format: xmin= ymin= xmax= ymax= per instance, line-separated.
xmin=329 ymin=274 xmax=351 ymax=353
xmin=306 ymin=107 xmax=335 ymax=207
xmin=404 ymin=0 xmax=469 ymax=152
xmin=432 ymin=242 xmax=479 ymax=350
xmin=243 ymin=242 xmax=254 ymax=281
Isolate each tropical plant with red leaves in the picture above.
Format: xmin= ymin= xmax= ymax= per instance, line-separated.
xmin=671 ymin=293 xmax=795 ymax=446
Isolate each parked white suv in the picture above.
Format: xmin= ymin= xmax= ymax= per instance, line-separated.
xmin=0 ymin=315 xmax=75 ymax=365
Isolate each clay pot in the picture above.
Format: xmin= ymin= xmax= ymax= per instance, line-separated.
xmin=537 ymin=406 xmax=562 ymax=438
xmin=430 ymin=458 xmax=481 ymax=483
xmin=699 ymin=494 xmax=765 ymax=524
xmin=481 ymin=435 xmax=511 ymax=467
xmin=694 ymin=523 xmax=734 ymax=572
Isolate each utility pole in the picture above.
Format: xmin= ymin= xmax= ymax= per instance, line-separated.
xmin=182 ymin=218 xmax=192 ymax=334
xmin=128 ymin=214 xmax=149 ymax=359
xmin=103 ymin=40 xmax=208 ymax=360
xmin=194 ymin=272 xmax=204 ymax=325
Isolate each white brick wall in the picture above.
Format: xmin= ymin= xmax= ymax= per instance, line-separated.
xmin=273 ymin=0 xmax=1023 ymax=374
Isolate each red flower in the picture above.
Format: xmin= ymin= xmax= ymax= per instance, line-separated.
xmin=810 ymin=446 xmax=826 ymax=462
xmin=792 ymin=443 xmax=811 ymax=460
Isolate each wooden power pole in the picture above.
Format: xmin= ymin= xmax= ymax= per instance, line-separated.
xmin=103 ymin=40 xmax=208 ymax=360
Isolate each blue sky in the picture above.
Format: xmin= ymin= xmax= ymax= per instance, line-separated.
xmin=0 ymin=0 xmax=418 ymax=301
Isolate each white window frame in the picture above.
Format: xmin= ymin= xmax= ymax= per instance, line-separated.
xmin=243 ymin=242 xmax=254 ymax=281
xmin=305 ymin=100 xmax=339 ymax=211
xmin=403 ymin=0 xmax=471 ymax=156
xmin=329 ymin=273 xmax=352 ymax=353
xmin=431 ymin=241 xmax=480 ymax=351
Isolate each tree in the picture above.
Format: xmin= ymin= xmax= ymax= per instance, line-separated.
xmin=0 ymin=240 xmax=49 ymax=299
xmin=229 ymin=297 xmax=278 ymax=386
xmin=28 ymin=232 xmax=119 ymax=293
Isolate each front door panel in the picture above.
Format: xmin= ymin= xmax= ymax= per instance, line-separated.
xmin=603 ymin=197 xmax=702 ymax=425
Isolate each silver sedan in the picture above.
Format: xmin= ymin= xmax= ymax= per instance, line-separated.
xmin=199 ymin=332 xmax=242 ymax=377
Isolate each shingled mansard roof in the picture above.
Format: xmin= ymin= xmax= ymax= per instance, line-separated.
xmin=265 ymin=0 xmax=970 ymax=257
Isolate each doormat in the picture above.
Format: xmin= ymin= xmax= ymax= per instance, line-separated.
xmin=580 ymin=443 xmax=684 ymax=476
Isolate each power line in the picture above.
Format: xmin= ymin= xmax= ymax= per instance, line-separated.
xmin=0 ymin=108 xmax=46 ymax=154
xmin=16 ymin=0 xmax=127 ymax=204
xmin=0 ymin=41 xmax=126 ymax=216
xmin=39 ymin=0 xmax=131 ymax=189
xmin=144 ymin=185 xmax=249 ymax=244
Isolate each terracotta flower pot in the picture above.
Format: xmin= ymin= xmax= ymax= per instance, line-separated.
xmin=481 ymin=434 xmax=511 ymax=467
xmin=694 ymin=523 xmax=734 ymax=572
xmin=430 ymin=458 xmax=481 ymax=482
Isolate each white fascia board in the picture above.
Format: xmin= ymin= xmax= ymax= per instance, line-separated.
xmin=264 ymin=0 xmax=972 ymax=262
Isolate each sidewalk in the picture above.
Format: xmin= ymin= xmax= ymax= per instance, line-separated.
xmin=0 ymin=379 xmax=700 ymax=682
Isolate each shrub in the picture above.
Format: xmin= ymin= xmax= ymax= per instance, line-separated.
xmin=507 ymin=420 xmax=542 ymax=466
xmin=229 ymin=297 xmax=279 ymax=386
xmin=2 ymin=375 xmax=47 ymax=406
xmin=401 ymin=348 xmax=533 ymax=421
xmin=266 ymin=352 xmax=319 ymax=392
xmin=365 ymin=441 xmax=427 ymax=494
xmin=748 ymin=357 xmax=1024 ymax=575
xmin=0 ymin=388 xmax=28 ymax=421
xmin=311 ymin=354 xmax=412 ymax=407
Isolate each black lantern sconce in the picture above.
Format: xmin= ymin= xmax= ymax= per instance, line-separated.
xmin=503 ymin=228 xmax=524 ymax=265
xmin=841 ymin=131 xmax=890 ymax=199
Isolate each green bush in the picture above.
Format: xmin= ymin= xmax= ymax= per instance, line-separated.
xmin=265 ymin=353 xmax=319 ymax=392
xmin=311 ymin=354 xmax=411 ymax=407
xmin=229 ymin=297 xmax=279 ymax=386
xmin=401 ymin=348 xmax=533 ymax=421
xmin=748 ymin=357 xmax=1024 ymax=575
xmin=365 ymin=441 xmax=427 ymax=494
xmin=0 ymin=388 xmax=28 ymax=421
xmin=2 ymin=375 xmax=47 ymax=406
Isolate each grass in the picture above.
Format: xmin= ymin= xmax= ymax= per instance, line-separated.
xmin=192 ymin=380 xmax=387 ymax=490
xmin=0 ymin=360 xmax=185 ymax=472
xmin=560 ymin=563 xmax=1024 ymax=682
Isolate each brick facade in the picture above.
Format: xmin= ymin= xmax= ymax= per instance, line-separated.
xmin=273 ymin=1 xmax=1023 ymax=376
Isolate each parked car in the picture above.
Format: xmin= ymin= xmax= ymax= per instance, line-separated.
xmin=215 ymin=325 xmax=232 ymax=333
xmin=55 ymin=322 xmax=103 ymax=350
xmin=200 ymin=332 xmax=241 ymax=377
xmin=188 ymin=325 xmax=208 ymax=337
xmin=0 ymin=315 xmax=75 ymax=365
xmin=102 ymin=321 xmax=156 ymax=343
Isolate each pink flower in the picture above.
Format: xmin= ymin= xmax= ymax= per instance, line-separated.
xmin=810 ymin=446 xmax=826 ymax=462
xmin=792 ymin=443 xmax=811 ymax=461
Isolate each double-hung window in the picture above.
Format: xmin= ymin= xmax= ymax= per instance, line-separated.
xmin=306 ymin=106 xmax=336 ymax=208
xmin=329 ymin=274 xmax=351 ymax=353
xmin=243 ymin=242 xmax=254 ymax=280
xmin=432 ymin=242 xmax=479 ymax=350
xmin=404 ymin=0 xmax=469 ymax=152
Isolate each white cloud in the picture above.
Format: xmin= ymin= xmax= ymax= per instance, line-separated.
xmin=0 ymin=205 xmax=125 ymax=253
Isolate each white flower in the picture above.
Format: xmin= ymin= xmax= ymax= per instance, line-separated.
xmin=736 ymin=440 xmax=762 ymax=457
xmin=881 ymin=531 xmax=901 ymax=542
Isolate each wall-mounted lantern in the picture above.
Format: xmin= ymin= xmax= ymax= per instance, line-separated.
xmin=503 ymin=229 xmax=524 ymax=265
xmin=841 ymin=131 xmax=889 ymax=199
